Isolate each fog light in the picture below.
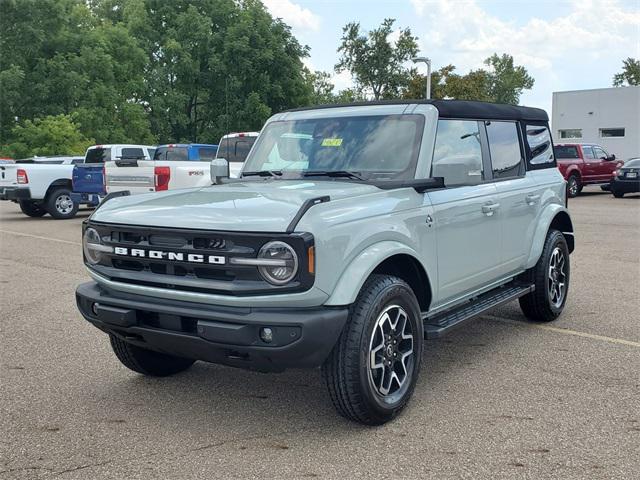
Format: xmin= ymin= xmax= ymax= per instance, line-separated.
xmin=91 ymin=302 xmax=99 ymax=316
xmin=259 ymin=327 xmax=273 ymax=343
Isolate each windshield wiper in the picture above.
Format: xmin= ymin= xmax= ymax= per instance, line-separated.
xmin=302 ymin=170 xmax=365 ymax=181
xmin=242 ymin=170 xmax=283 ymax=178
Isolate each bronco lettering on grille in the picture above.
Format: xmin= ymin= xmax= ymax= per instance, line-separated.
xmin=113 ymin=247 xmax=226 ymax=264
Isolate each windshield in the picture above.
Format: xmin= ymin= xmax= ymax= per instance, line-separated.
xmin=242 ymin=115 xmax=425 ymax=180
xmin=154 ymin=146 xmax=189 ymax=161
xmin=624 ymin=158 xmax=640 ymax=168
xmin=85 ymin=148 xmax=111 ymax=163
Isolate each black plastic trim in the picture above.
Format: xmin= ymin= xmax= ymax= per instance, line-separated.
xmin=286 ymin=195 xmax=330 ymax=233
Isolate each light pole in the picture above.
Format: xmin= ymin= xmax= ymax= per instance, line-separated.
xmin=412 ymin=56 xmax=432 ymax=100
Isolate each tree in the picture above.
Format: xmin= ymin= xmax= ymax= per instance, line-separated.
xmin=306 ymin=70 xmax=336 ymax=105
xmin=484 ymin=54 xmax=534 ymax=104
xmin=402 ymin=54 xmax=534 ymax=104
xmin=613 ymin=58 xmax=640 ymax=86
xmin=336 ymin=18 xmax=418 ymax=100
xmin=4 ymin=114 xmax=93 ymax=158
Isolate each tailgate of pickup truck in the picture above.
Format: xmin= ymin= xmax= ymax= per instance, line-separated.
xmin=72 ymin=164 xmax=104 ymax=194
xmin=0 ymin=164 xmax=18 ymax=187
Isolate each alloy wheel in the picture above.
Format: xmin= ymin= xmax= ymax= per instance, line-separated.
xmin=368 ymin=305 xmax=414 ymax=400
xmin=548 ymin=247 xmax=567 ymax=308
xmin=55 ymin=194 xmax=74 ymax=215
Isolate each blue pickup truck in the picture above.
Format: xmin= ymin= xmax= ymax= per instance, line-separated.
xmin=152 ymin=143 xmax=218 ymax=161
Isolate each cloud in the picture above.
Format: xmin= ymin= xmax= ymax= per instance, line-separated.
xmin=262 ymin=0 xmax=321 ymax=32
xmin=410 ymin=0 xmax=639 ymax=72
xmin=409 ymin=0 xmax=640 ymax=112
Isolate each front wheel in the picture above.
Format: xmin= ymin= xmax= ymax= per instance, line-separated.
xmin=18 ymin=200 xmax=47 ymax=217
xmin=519 ymin=229 xmax=570 ymax=322
xmin=322 ymin=275 xmax=423 ymax=425
xmin=45 ymin=188 xmax=78 ymax=219
xmin=612 ymin=190 xmax=624 ymax=198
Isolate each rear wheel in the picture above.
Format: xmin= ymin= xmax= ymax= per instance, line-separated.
xmin=18 ymin=200 xmax=47 ymax=217
xmin=45 ymin=188 xmax=78 ymax=219
xmin=519 ymin=229 xmax=570 ymax=322
xmin=322 ymin=275 xmax=423 ymax=425
xmin=566 ymin=174 xmax=581 ymax=198
xmin=109 ymin=335 xmax=195 ymax=376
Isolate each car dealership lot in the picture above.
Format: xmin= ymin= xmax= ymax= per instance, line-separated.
xmin=1 ymin=188 xmax=638 ymax=479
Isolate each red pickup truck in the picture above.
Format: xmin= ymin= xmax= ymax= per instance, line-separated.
xmin=554 ymin=143 xmax=624 ymax=197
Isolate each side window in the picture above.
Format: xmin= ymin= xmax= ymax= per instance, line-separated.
xmin=431 ymin=120 xmax=484 ymax=187
xmin=198 ymin=148 xmax=217 ymax=161
xmin=121 ymin=148 xmax=144 ymax=158
xmin=582 ymin=146 xmax=595 ymax=159
xmin=71 ymin=158 xmax=84 ymax=165
xmin=592 ymin=146 xmax=608 ymax=159
xmin=525 ymin=125 xmax=554 ymax=166
xmin=486 ymin=121 xmax=523 ymax=179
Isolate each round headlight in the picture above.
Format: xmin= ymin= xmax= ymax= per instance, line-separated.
xmin=83 ymin=227 xmax=106 ymax=265
xmin=257 ymin=241 xmax=298 ymax=285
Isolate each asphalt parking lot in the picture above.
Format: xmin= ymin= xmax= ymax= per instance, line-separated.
xmin=1 ymin=187 xmax=638 ymax=479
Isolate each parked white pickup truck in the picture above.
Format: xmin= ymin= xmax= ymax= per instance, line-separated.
xmin=105 ymin=134 xmax=259 ymax=196
xmin=0 ymin=156 xmax=85 ymax=218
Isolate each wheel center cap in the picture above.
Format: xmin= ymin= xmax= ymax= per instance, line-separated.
xmin=385 ymin=344 xmax=394 ymax=358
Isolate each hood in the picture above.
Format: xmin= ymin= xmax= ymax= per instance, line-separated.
xmin=91 ymin=180 xmax=380 ymax=232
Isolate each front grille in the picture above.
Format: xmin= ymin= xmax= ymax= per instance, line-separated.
xmin=86 ymin=222 xmax=314 ymax=296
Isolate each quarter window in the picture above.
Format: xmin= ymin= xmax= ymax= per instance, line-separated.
xmin=526 ymin=125 xmax=554 ymax=165
xmin=432 ymin=120 xmax=484 ymax=187
xmin=486 ymin=121 xmax=523 ymax=179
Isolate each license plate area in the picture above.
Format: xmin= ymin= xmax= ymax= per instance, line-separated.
xmin=626 ymin=172 xmax=637 ymax=178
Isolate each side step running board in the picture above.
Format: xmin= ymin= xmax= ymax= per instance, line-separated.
xmin=423 ymin=283 xmax=534 ymax=339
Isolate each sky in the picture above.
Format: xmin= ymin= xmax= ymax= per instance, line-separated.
xmin=262 ymin=0 xmax=640 ymax=115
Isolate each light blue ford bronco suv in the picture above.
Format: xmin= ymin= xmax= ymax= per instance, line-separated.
xmin=76 ymin=100 xmax=574 ymax=425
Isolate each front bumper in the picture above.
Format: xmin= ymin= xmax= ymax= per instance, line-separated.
xmin=76 ymin=281 xmax=348 ymax=372
xmin=0 ymin=186 xmax=31 ymax=201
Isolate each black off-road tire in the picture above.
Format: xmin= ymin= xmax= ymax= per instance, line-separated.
xmin=109 ymin=335 xmax=195 ymax=376
xmin=45 ymin=187 xmax=79 ymax=219
xmin=519 ymin=229 xmax=570 ymax=322
xmin=322 ymin=274 xmax=423 ymax=425
xmin=18 ymin=200 xmax=47 ymax=217
xmin=566 ymin=174 xmax=581 ymax=198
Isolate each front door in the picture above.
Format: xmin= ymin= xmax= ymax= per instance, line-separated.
xmin=427 ymin=119 xmax=502 ymax=307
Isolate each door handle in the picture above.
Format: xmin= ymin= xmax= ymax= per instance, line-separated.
xmin=526 ymin=194 xmax=540 ymax=205
xmin=481 ymin=202 xmax=500 ymax=216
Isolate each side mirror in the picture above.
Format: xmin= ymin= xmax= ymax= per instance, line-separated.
xmin=210 ymin=158 xmax=229 ymax=184
xmin=608 ymin=154 xmax=616 ymax=161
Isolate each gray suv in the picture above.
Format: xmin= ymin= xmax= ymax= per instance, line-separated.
xmin=76 ymin=100 xmax=574 ymax=425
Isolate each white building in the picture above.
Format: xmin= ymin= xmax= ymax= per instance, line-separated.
xmin=552 ymin=86 xmax=640 ymax=160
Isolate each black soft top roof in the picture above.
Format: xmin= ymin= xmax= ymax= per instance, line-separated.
xmin=286 ymin=99 xmax=548 ymax=122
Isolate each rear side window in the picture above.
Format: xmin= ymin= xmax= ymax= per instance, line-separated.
xmin=198 ymin=147 xmax=217 ymax=161
xmin=555 ymin=145 xmax=580 ymax=159
xmin=486 ymin=121 xmax=523 ymax=179
xmin=121 ymin=148 xmax=144 ymax=159
xmin=85 ymin=148 xmax=111 ymax=163
xmin=432 ymin=119 xmax=484 ymax=187
xmin=525 ymin=125 xmax=554 ymax=166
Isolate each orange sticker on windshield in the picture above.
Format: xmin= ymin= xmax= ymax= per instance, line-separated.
xmin=321 ymin=138 xmax=343 ymax=147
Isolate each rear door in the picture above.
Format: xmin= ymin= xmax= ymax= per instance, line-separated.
xmin=487 ymin=120 xmax=539 ymax=275
xmin=427 ymin=119 xmax=502 ymax=306
xmin=106 ymin=147 xmax=155 ymax=194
